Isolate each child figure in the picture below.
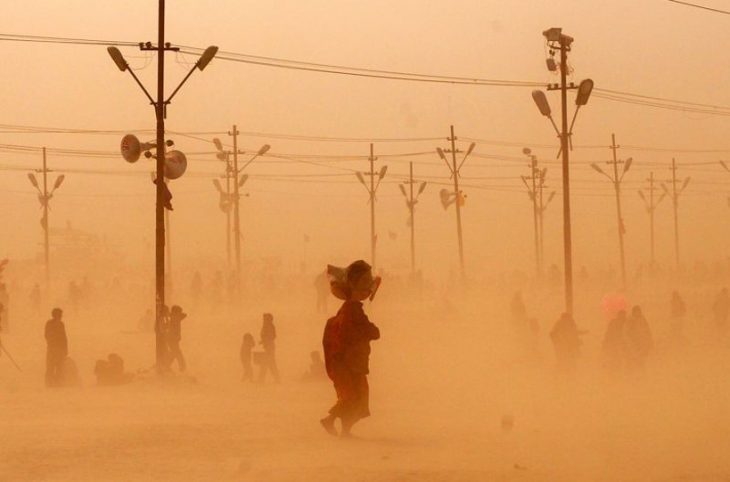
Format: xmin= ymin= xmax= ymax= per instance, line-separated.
xmin=240 ymin=333 xmax=255 ymax=382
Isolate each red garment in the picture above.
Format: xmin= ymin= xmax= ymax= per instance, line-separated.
xmin=322 ymin=301 xmax=379 ymax=422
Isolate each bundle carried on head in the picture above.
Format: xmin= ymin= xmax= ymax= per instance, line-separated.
xmin=327 ymin=260 xmax=382 ymax=301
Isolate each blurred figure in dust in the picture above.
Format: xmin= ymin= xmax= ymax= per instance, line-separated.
xmin=190 ymin=271 xmax=203 ymax=307
xmin=240 ymin=332 xmax=255 ymax=382
xmin=549 ymin=312 xmax=583 ymax=374
xmin=167 ymin=305 xmax=187 ymax=372
xmin=303 ymin=350 xmax=327 ymax=381
xmin=315 ymin=269 xmax=329 ymax=313
xmin=45 ymin=308 xmax=68 ymax=387
xmin=510 ymin=291 xmax=540 ymax=360
xmin=258 ymin=313 xmax=280 ymax=383
xmin=625 ymin=305 xmax=653 ymax=372
xmin=712 ymin=288 xmax=730 ymax=337
xmin=670 ymin=290 xmax=686 ymax=333
xmin=602 ymin=310 xmax=627 ymax=373
xmin=30 ymin=283 xmax=41 ymax=316
xmin=320 ymin=260 xmax=381 ymax=438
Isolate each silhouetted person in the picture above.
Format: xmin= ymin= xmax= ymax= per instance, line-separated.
xmin=315 ymin=269 xmax=329 ymax=313
xmin=713 ymin=288 xmax=730 ymax=336
xmin=602 ymin=310 xmax=627 ymax=373
xmin=625 ymin=305 xmax=653 ymax=372
xmin=190 ymin=271 xmax=203 ymax=306
xmin=320 ymin=260 xmax=381 ymax=437
xmin=95 ymin=353 xmax=133 ymax=385
xmin=45 ymin=308 xmax=68 ymax=387
xmin=550 ymin=312 xmax=583 ymax=373
xmin=240 ymin=332 xmax=255 ymax=382
xmin=167 ymin=305 xmax=187 ymax=372
xmin=303 ymin=350 xmax=327 ymax=381
xmin=258 ymin=313 xmax=280 ymax=383
xmin=30 ymin=283 xmax=41 ymax=316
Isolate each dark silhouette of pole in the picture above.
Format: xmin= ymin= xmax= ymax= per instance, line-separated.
xmin=662 ymin=158 xmax=690 ymax=271
xmin=535 ymin=29 xmax=593 ymax=313
xmin=153 ymin=0 xmax=168 ymax=367
xmin=28 ymin=149 xmax=64 ymax=292
xmin=107 ymin=1 xmax=217 ymax=370
xmin=225 ymin=162 xmax=232 ymax=266
xmin=230 ymin=125 xmax=242 ymax=284
xmin=449 ymin=126 xmax=465 ymax=278
xmin=355 ymin=144 xmax=387 ymax=270
xmin=399 ymin=162 xmax=426 ymax=275
xmin=639 ymin=172 xmax=665 ymax=269
xmin=370 ymin=143 xmax=376 ymax=269
xmin=165 ymin=205 xmax=172 ymax=293
xmin=42 ymin=148 xmax=50 ymax=287
xmin=610 ymin=134 xmax=627 ymax=287
xmin=409 ymin=162 xmax=415 ymax=272
xmin=521 ymin=149 xmax=542 ymax=277
xmin=591 ymin=135 xmax=632 ymax=287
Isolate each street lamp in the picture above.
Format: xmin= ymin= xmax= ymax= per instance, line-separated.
xmin=107 ymin=20 xmax=217 ymax=371
xmin=532 ymin=28 xmax=593 ymax=314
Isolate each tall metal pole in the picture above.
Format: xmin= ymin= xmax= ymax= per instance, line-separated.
xmin=165 ymin=205 xmax=172 ymax=293
xmin=154 ymin=0 xmax=167 ymax=368
xmin=538 ymin=179 xmax=545 ymax=269
xmin=42 ymin=147 xmax=50 ymax=288
xmin=610 ymin=134 xmax=627 ymax=288
xmin=649 ymin=172 xmax=656 ymax=268
xmin=530 ymin=157 xmax=541 ymax=277
xmin=370 ymin=143 xmax=376 ymax=269
xmin=409 ymin=161 xmax=416 ymax=274
xmin=225 ymin=162 xmax=232 ymax=266
xmin=230 ymin=125 xmax=241 ymax=285
xmin=671 ymin=158 xmax=680 ymax=269
xmin=559 ymin=40 xmax=573 ymax=314
xmin=449 ymin=125 xmax=465 ymax=278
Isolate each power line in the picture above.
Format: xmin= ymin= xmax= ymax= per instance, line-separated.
xmin=666 ymin=0 xmax=730 ymax=15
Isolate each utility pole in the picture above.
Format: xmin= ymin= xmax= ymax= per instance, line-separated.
xmin=211 ymin=140 xmax=234 ymax=267
xmin=662 ymin=158 xmax=690 ymax=271
xmin=27 ymin=148 xmax=65 ymax=290
xmin=370 ymin=143 xmax=376 ymax=269
xmin=213 ymin=132 xmax=269 ymax=285
xmin=537 ymin=172 xmax=555 ymax=275
xmin=591 ymin=134 xmax=632 ymax=287
xmin=534 ymin=29 xmax=594 ymax=314
xmin=521 ymin=148 xmax=543 ymax=277
xmin=437 ymin=126 xmax=475 ymax=280
xmin=355 ymin=144 xmax=387 ymax=270
xmin=165 ymin=206 xmax=172 ymax=293
xmin=230 ymin=125 xmax=242 ymax=284
xmin=398 ymin=162 xmax=427 ymax=275
xmin=107 ymin=0 xmax=218 ymax=369
xmin=638 ymin=172 xmax=665 ymax=269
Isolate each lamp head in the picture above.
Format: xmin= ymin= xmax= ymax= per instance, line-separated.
xmin=532 ymin=90 xmax=552 ymax=117
xmin=107 ymin=46 xmax=128 ymax=72
xmin=576 ymin=79 xmax=594 ymax=106
xmin=196 ymin=46 xmax=218 ymax=71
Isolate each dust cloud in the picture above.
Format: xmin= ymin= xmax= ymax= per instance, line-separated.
xmin=2 ymin=0 xmax=730 ymax=480
xmin=2 ymin=259 xmax=730 ymax=481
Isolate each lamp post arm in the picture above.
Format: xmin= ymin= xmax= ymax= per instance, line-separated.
xmin=126 ymin=68 xmax=156 ymax=105
xmin=164 ymin=63 xmax=198 ymax=105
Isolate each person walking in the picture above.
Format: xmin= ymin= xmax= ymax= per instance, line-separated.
xmin=240 ymin=332 xmax=255 ymax=382
xmin=258 ymin=313 xmax=280 ymax=383
xmin=45 ymin=308 xmax=68 ymax=387
xmin=167 ymin=305 xmax=187 ymax=372
xmin=320 ymin=260 xmax=381 ymax=438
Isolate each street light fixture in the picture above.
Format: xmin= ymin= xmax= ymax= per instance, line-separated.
xmin=106 ymin=9 xmax=218 ymax=370
xmin=531 ymin=28 xmax=593 ymax=314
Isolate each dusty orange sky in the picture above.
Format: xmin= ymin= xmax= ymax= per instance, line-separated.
xmin=1 ymin=0 xmax=729 ymax=278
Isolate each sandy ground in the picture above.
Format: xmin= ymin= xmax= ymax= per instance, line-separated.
xmin=2 ymin=286 xmax=730 ymax=481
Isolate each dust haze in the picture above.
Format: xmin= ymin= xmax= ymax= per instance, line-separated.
xmin=2 ymin=1 xmax=730 ymax=481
